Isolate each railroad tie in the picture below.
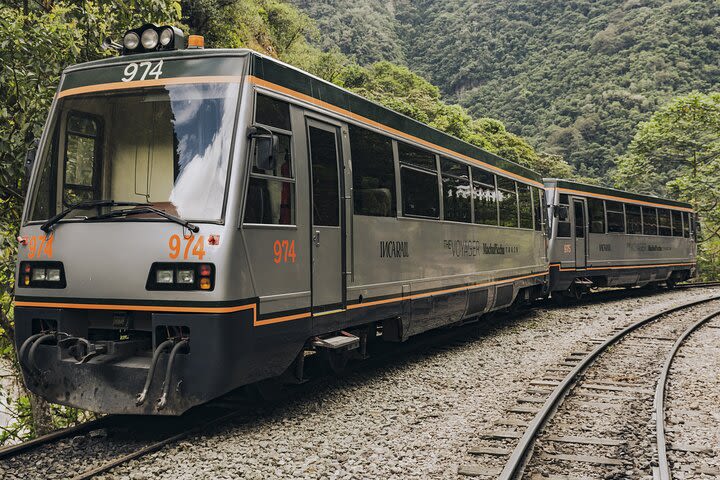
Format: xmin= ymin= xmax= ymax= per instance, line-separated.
xmin=457 ymin=466 xmax=502 ymax=477
xmin=546 ymin=435 xmax=625 ymax=447
xmin=467 ymin=446 xmax=511 ymax=456
xmin=540 ymin=453 xmax=624 ymax=466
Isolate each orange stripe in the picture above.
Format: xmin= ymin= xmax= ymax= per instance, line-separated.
xmin=550 ymin=262 xmax=695 ymax=272
xmin=556 ymin=188 xmax=694 ymax=213
xmin=247 ymin=76 xmax=544 ymax=188
xmin=15 ymin=271 xmax=548 ymax=325
xmin=347 ymin=271 xmax=548 ymax=310
xmin=57 ymin=75 xmax=244 ymax=99
xmin=254 ymin=311 xmax=311 ymax=327
xmin=13 ymin=300 xmax=255 ymax=314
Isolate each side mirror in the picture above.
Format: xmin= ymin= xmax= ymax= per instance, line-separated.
xmin=248 ymin=126 xmax=279 ymax=171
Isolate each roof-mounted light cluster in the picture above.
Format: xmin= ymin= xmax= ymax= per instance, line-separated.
xmin=122 ymin=24 xmax=186 ymax=55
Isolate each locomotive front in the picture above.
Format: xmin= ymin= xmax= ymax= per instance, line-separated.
xmin=14 ymin=26 xmax=258 ymax=414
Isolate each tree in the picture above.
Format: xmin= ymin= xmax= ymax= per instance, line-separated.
xmin=613 ymin=91 xmax=720 ymax=278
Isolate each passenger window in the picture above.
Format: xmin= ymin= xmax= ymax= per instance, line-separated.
xmin=399 ymin=142 xmax=439 ymax=218
xmin=605 ymin=201 xmax=625 ymax=233
xmin=587 ymin=198 xmax=605 ymax=234
xmin=441 ymin=158 xmax=471 ymax=223
xmin=573 ymin=200 xmax=585 ymax=238
xmin=255 ymin=94 xmax=291 ymax=131
xmin=658 ymin=209 xmax=672 ymax=236
xmin=472 ymin=167 xmax=498 ymax=226
xmin=518 ymin=184 xmax=533 ymax=229
xmin=625 ymin=204 xmax=642 ymax=234
xmin=671 ymin=210 xmax=683 ymax=237
xmin=497 ymin=177 xmax=518 ymax=228
xmin=350 ymin=125 xmax=396 ymax=217
xmin=63 ymin=112 xmax=101 ymax=206
xmin=533 ymin=187 xmax=544 ymax=232
xmin=309 ymin=126 xmax=340 ymax=226
xmin=556 ymin=193 xmax=571 ymax=237
xmin=682 ymin=212 xmax=690 ymax=238
xmin=642 ymin=207 xmax=658 ymax=235
xmin=244 ymin=96 xmax=295 ymax=225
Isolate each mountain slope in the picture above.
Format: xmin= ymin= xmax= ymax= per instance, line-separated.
xmin=293 ymin=0 xmax=720 ymax=178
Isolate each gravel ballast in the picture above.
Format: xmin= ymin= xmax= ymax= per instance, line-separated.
xmin=2 ymin=287 xmax=718 ymax=480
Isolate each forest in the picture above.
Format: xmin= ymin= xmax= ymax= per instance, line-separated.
xmin=0 ymin=0 xmax=718 ymax=437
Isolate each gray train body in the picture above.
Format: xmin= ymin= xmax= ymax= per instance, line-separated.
xmin=14 ymin=48 xmax=549 ymax=415
xmin=545 ymin=179 xmax=696 ymax=297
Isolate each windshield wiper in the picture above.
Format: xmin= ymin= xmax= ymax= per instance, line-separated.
xmin=86 ymin=206 xmax=200 ymax=233
xmin=41 ymin=200 xmax=149 ymax=233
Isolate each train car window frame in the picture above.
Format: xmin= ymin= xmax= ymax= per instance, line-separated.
xmin=642 ymin=206 xmax=658 ymax=235
xmin=682 ymin=211 xmax=690 ymax=238
xmin=605 ymin=200 xmax=625 ymax=234
xmin=440 ymin=157 xmax=471 ymax=223
xmin=625 ymin=203 xmax=643 ymax=235
xmin=658 ymin=208 xmax=672 ymax=236
xmin=671 ymin=210 xmax=683 ymax=237
xmin=587 ymin=198 xmax=605 ymax=234
xmin=62 ymin=110 xmax=103 ymax=207
xmin=532 ymin=187 xmax=544 ymax=232
xmin=556 ymin=193 xmax=571 ymax=237
xmin=518 ymin=183 xmax=534 ymax=230
xmin=398 ymin=141 xmax=440 ymax=219
xmin=497 ymin=176 xmax=519 ymax=228
xmin=243 ymin=93 xmax=297 ymax=227
xmin=349 ymin=124 xmax=397 ymax=218
xmin=471 ymin=167 xmax=498 ymax=226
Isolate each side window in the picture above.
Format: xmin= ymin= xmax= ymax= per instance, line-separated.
xmin=573 ymin=200 xmax=585 ymax=237
xmin=497 ymin=177 xmax=518 ymax=228
xmin=472 ymin=167 xmax=498 ymax=226
xmin=556 ymin=193 xmax=571 ymax=237
xmin=518 ymin=184 xmax=533 ymax=229
xmin=626 ymin=204 xmax=642 ymax=234
xmin=244 ymin=95 xmax=295 ymax=225
xmin=682 ymin=211 xmax=690 ymax=238
xmin=588 ymin=198 xmax=605 ymax=233
xmin=642 ymin=207 xmax=658 ymax=235
xmin=533 ymin=187 xmax=544 ymax=232
xmin=399 ymin=142 xmax=439 ymax=218
xmin=440 ymin=158 xmax=471 ymax=222
xmin=63 ymin=112 xmax=101 ymax=206
xmin=350 ymin=125 xmax=396 ymax=217
xmin=671 ymin=210 xmax=683 ymax=237
xmin=606 ymin=201 xmax=625 ymax=233
xmin=658 ymin=209 xmax=672 ymax=236
xmin=309 ymin=126 xmax=340 ymax=226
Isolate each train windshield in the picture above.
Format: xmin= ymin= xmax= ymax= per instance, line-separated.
xmin=28 ymin=82 xmax=240 ymax=223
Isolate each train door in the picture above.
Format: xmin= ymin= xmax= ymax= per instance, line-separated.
xmin=306 ymin=117 xmax=345 ymax=316
xmin=573 ymin=198 xmax=588 ymax=268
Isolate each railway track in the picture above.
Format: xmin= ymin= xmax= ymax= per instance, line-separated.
xmin=458 ymin=293 xmax=720 ymax=479
xmin=2 ymin=284 xmax=718 ymax=479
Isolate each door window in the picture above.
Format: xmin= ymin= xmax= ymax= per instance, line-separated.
xmin=309 ymin=126 xmax=340 ymax=226
xmin=63 ymin=112 xmax=101 ymax=205
xmin=573 ymin=201 xmax=585 ymax=238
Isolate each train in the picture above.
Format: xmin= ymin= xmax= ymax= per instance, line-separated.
xmin=13 ymin=24 xmax=697 ymax=415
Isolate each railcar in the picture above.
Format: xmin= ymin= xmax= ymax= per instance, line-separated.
xmin=545 ymin=179 xmax=697 ymax=300
xmin=14 ymin=25 xmax=548 ymax=415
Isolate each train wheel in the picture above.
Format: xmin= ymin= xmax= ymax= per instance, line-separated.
xmin=666 ymin=277 xmax=677 ymax=290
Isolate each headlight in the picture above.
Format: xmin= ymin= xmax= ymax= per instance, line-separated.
xmin=123 ymin=31 xmax=140 ymax=50
xmin=156 ymin=269 xmax=174 ymax=284
xmin=159 ymin=27 xmax=174 ymax=46
xmin=47 ymin=268 xmax=61 ymax=282
xmin=146 ymin=263 xmax=215 ymax=291
xmin=31 ymin=268 xmax=47 ymax=281
xmin=19 ymin=262 xmax=66 ymax=288
xmin=177 ymin=269 xmax=195 ymax=284
xmin=141 ymin=28 xmax=159 ymax=50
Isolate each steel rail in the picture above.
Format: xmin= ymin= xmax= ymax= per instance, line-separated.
xmin=654 ymin=307 xmax=720 ymax=480
xmin=497 ymin=294 xmax=720 ymax=480
xmin=0 ymin=415 xmax=111 ymax=460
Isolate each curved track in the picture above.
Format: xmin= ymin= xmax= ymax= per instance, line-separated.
xmin=492 ymin=294 xmax=720 ymax=479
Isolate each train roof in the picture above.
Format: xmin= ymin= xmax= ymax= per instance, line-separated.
xmin=544 ymin=178 xmax=693 ymax=210
xmin=61 ymin=48 xmax=543 ymax=185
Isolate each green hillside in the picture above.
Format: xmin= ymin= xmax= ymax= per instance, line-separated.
xmin=292 ymin=0 xmax=720 ymax=178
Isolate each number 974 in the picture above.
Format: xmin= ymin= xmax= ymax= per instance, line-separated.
xmin=273 ymin=240 xmax=296 ymax=264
